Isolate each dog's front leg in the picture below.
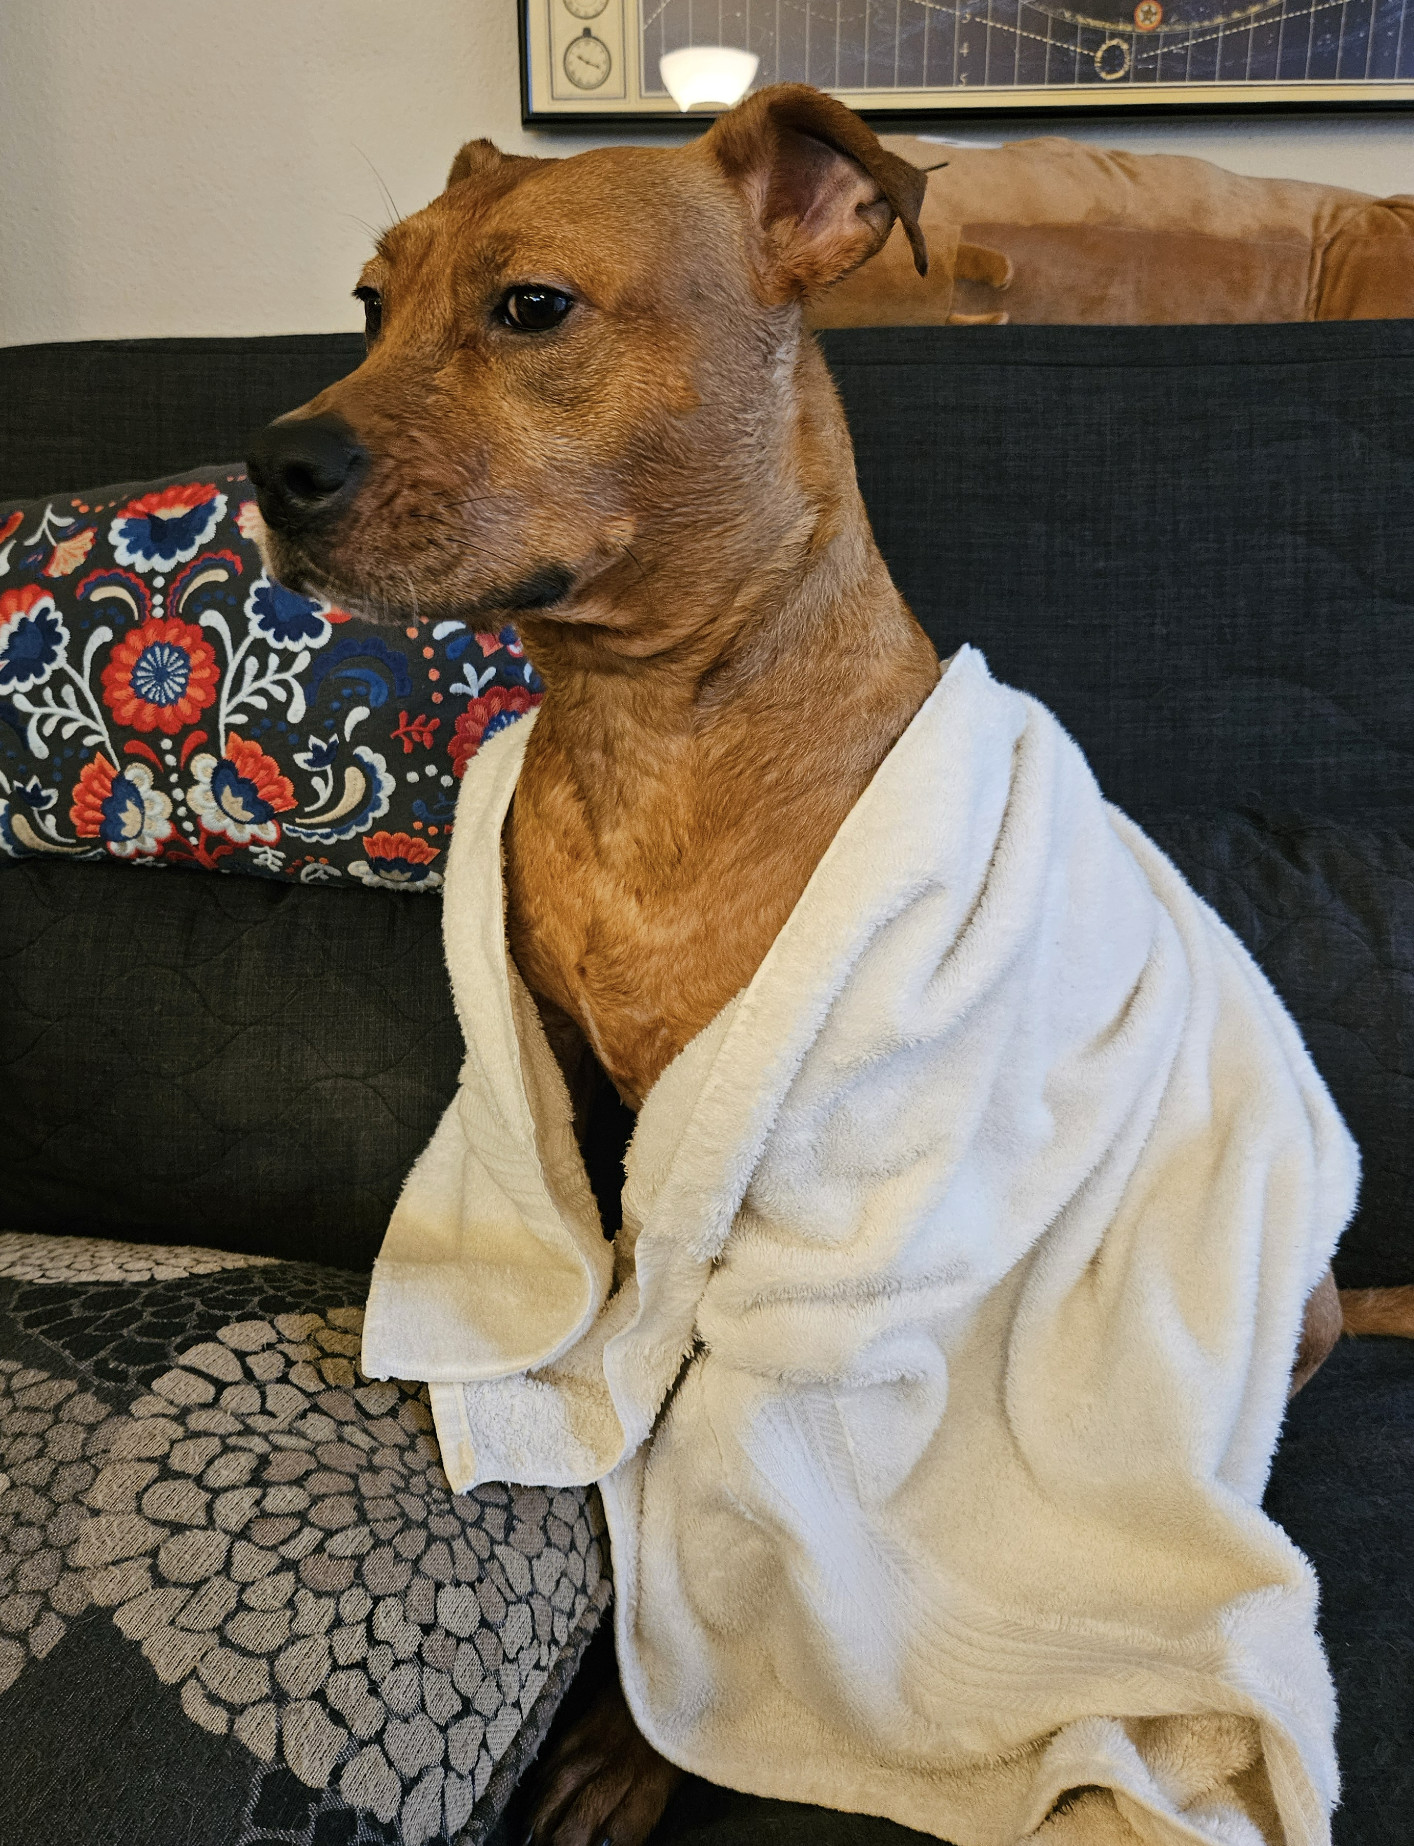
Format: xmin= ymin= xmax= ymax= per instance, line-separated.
xmin=514 ymin=985 xmax=678 ymax=1841
xmin=523 ymin=1671 xmax=683 ymax=1846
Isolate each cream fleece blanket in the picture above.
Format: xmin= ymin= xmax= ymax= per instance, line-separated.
xmin=363 ymin=646 xmax=1358 ymax=1846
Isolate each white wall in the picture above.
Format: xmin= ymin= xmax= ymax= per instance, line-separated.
xmin=1 ymin=0 xmax=1410 ymax=348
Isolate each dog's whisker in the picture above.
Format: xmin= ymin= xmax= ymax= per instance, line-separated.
xmin=353 ymin=144 xmax=402 ymax=229
xmin=400 ymin=504 xmax=498 ymax=526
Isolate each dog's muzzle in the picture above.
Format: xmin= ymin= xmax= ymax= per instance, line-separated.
xmin=246 ymin=413 xmax=368 ymax=538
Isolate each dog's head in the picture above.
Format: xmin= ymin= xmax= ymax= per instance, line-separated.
xmin=245 ymin=85 xmax=925 ymax=633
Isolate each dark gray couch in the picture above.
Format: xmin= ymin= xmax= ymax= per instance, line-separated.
xmin=2 ymin=323 xmax=1411 ymax=1845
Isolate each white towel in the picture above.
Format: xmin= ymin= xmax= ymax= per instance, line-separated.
xmin=363 ymin=646 xmax=1357 ymax=1846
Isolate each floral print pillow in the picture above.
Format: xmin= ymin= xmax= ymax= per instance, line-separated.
xmin=0 ymin=468 xmax=542 ymax=890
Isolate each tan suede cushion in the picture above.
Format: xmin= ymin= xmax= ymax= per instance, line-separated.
xmin=809 ymin=136 xmax=1414 ymax=328
xmin=1318 ymin=199 xmax=1414 ymax=319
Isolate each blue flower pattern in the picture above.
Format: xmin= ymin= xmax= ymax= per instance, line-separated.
xmin=247 ymin=578 xmax=332 ymax=652
xmin=0 ymin=592 xmax=69 ymax=696
xmin=128 ymin=639 xmax=191 ymax=707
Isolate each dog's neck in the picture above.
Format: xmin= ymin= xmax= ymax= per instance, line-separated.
xmin=504 ymin=339 xmax=940 ymax=1107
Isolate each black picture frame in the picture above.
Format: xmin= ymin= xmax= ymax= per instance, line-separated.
xmin=519 ymin=0 xmax=1414 ymax=124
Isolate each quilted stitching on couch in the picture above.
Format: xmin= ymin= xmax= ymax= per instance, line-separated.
xmin=0 ymin=859 xmax=463 ymax=1271
xmin=1150 ymin=811 xmax=1414 ymax=1289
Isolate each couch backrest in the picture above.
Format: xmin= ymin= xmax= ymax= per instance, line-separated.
xmin=0 ymin=857 xmax=461 ymax=1271
xmin=2 ymin=325 xmax=1411 ymax=1287
xmin=0 ymin=334 xmax=364 ymax=503
xmin=826 ymin=321 xmax=1414 ymax=820
xmin=6 ymin=322 xmax=1411 ymax=818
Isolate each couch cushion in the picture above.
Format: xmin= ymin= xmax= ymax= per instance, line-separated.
xmin=0 ymin=856 xmax=461 ymax=1270
xmin=0 ymin=1230 xmax=609 ymax=1846
xmin=1262 ymin=1333 xmax=1414 ymax=1846
xmin=1150 ymin=811 xmax=1414 ymax=1289
xmin=3 ymin=807 xmax=1409 ymax=1287
xmin=6 ymin=324 xmax=1414 ymax=821
xmin=0 ymin=465 xmax=540 ymax=888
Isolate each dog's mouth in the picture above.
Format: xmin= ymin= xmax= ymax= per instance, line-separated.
xmin=246 ymin=415 xmax=581 ymax=626
xmin=261 ymin=527 xmax=578 ymax=629
xmin=252 ymin=529 xmax=368 ymax=619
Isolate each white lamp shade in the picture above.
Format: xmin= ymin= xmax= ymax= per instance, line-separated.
xmin=658 ymin=46 xmax=759 ymax=112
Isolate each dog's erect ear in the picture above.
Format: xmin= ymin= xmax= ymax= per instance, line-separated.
xmin=702 ymin=84 xmax=928 ymax=299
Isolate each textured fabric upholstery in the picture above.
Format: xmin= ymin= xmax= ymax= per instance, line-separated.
xmin=821 ymin=321 xmax=1414 ymax=819
xmin=0 ymin=857 xmax=462 ymax=1272
xmin=0 ymin=1232 xmax=609 ymax=1846
xmin=0 ymin=335 xmax=363 ymax=503
xmin=8 ymin=324 xmax=1407 ymax=819
xmin=1149 ymin=814 xmax=1414 ymax=1290
xmin=2 ymin=324 xmax=1412 ymax=1285
xmin=0 ymin=465 xmax=540 ymax=886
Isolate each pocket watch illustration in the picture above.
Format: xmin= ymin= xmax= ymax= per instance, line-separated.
xmin=562 ymin=0 xmax=609 ymax=16
xmin=563 ymin=26 xmax=612 ymax=88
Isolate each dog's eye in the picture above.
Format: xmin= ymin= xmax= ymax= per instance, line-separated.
xmin=499 ymin=286 xmax=574 ymax=332
xmin=354 ymin=286 xmax=382 ymax=343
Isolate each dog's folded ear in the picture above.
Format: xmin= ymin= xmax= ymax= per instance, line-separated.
xmin=446 ymin=139 xmax=505 ymax=188
xmin=445 ymin=140 xmax=545 ymax=191
xmin=701 ymin=84 xmax=928 ymax=301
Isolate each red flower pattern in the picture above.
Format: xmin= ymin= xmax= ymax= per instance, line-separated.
xmin=68 ymin=751 xmax=173 ymax=857
xmin=350 ymin=830 xmax=443 ymax=889
xmin=448 ymin=686 xmax=541 ymax=778
xmin=223 ymin=732 xmax=298 ymax=815
xmin=365 ymin=831 xmax=437 ymax=866
xmin=391 ymin=710 xmax=441 ymax=755
xmin=68 ymin=753 xmax=118 ymax=837
xmin=101 ymin=616 xmax=219 ymax=734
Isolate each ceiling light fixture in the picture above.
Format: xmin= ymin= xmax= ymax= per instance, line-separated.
xmin=658 ymin=46 xmax=759 ymax=112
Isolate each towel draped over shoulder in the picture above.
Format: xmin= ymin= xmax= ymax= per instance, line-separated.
xmin=363 ymin=647 xmax=1357 ymax=1846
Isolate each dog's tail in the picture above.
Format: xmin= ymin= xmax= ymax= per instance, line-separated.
xmin=1340 ymin=1286 xmax=1414 ymax=1338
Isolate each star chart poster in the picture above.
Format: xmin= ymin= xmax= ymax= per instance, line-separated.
xmin=521 ymin=0 xmax=1413 ymax=118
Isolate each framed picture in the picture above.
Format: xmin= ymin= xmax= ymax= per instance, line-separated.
xmin=519 ymin=0 xmax=1414 ymax=121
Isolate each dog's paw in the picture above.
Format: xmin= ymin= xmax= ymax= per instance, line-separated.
xmin=1030 ymin=1787 xmax=1142 ymax=1843
xmin=522 ymin=1680 xmax=683 ymax=1846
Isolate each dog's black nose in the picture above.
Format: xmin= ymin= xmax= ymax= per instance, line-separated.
xmin=246 ymin=414 xmax=367 ymax=533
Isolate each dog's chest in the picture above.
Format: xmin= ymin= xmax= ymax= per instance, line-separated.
xmin=502 ymin=762 xmax=822 ymax=1110
xmin=503 ymin=811 xmax=731 ymax=1108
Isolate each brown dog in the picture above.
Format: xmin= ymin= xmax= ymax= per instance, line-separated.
xmin=247 ymin=85 xmax=1380 ymax=1846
